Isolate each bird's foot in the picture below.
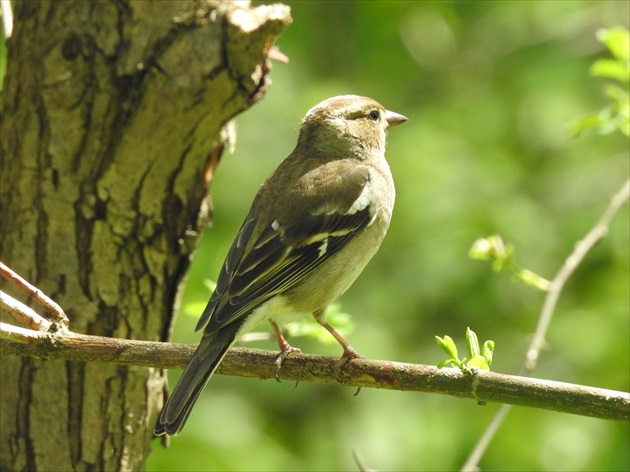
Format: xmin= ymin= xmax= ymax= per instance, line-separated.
xmin=269 ymin=320 xmax=302 ymax=382
xmin=274 ymin=343 xmax=301 ymax=382
xmin=338 ymin=345 xmax=363 ymax=366
xmin=336 ymin=346 xmax=363 ymax=395
xmin=314 ymin=311 xmax=363 ymax=367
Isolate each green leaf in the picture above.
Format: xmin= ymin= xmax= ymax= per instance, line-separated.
xmin=603 ymin=84 xmax=630 ymax=106
xmin=591 ymin=59 xmax=629 ymax=82
xmin=596 ymin=27 xmax=630 ymax=62
xmin=482 ymin=340 xmax=495 ymax=367
xmin=466 ymin=327 xmax=480 ymax=359
xmin=467 ymin=355 xmax=490 ymax=371
xmin=435 ymin=335 xmax=458 ymax=360
xmin=569 ymin=113 xmax=605 ymax=136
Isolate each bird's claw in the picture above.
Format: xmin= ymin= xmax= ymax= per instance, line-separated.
xmin=339 ymin=346 xmax=362 ymax=365
xmin=274 ymin=345 xmax=301 ymax=382
xmin=334 ymin=347 xmax=363 ymax=395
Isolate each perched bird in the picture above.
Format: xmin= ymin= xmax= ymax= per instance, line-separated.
xmin=154 ymin=95 xmax=407 ymax=436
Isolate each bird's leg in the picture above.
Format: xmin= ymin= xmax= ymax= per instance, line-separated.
xmin=313 ymin=308 xmax=363 ymax=363
xmin=314 ymin=308 xmax=363 ymax=395
xmin=270 ymin=320 xmax=301 ymax=381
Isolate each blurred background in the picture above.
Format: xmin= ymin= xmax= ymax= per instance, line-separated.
xmin=147 ymin=1 xmax=629 ymax=470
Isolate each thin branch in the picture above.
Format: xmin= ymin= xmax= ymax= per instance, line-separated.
xmin=0 ymin=262 xmax=69 ymax=327
xmin=1 ymin=0 xmax=13 ymax=38
xmin=462 ymin=178 xmax=630 ymax=471
xmin=0 ymin=292 xmax=52 ymax=331
xmin=526 ymin=178 xmax=630 ymax=372
xmin=1 ymin=322 xmax=628 ymax=422
xmin=461 ymin=403 xmax=511 ymax=471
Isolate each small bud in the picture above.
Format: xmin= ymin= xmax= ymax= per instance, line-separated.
xmin=435 ymin=335 xmax=458 ymax=360
xmin=469 ymin=235 xmax=511 ymax=268
xmin=482 ymin=340 xmax=495 ymax=367
xmin=466 ymin=327 xmax=480 ymax=359
xmin=469 ymin=237 xmax=494 ymax=260
xmin=467 ymin=355 xmax=490 ymax=371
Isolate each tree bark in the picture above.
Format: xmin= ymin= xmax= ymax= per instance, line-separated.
xmin=0 ymin=1 xmax=290 ymax=470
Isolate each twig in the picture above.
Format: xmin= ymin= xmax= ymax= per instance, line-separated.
xmin=461 ymin=403 xmax=511 ymax=472
xmin=461 ymin=178 xmax=630 ymax=471
xmin=0 ymin=262 xmax=69 ymax=327
xmin=0 ymin=321 xmax=628 ymax=422
xmin=0 ymin=292 xmax=52 ymax=331
xmin=1 ymin=0 xmax=13 ymax=38
xmin=525 ymin=178 xmax=629 ymax=372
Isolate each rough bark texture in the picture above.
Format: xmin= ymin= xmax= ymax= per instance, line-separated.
xmin=0 ymin=1 xmax=290 ymax=470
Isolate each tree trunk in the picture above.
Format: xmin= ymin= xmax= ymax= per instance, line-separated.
xmin=0 ymin=1 xmax=290 ymax=470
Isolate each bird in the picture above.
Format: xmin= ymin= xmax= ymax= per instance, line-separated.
xmin=154 ymin=95 xmax=407 ymax=436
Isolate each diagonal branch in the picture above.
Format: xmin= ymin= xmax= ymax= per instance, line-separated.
xmin=1 ymin=321 xmax=628 ymax=422
xmin=461 ymin=178 xmax=630 ymax=471
xmin=525 ymin=178 xmax=630 ymax=372
xmin=0 ymin=262 xmax=68 ymax=327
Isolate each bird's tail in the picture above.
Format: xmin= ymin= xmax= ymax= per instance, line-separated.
xmin=154 ymin=322 xmax=241 ymax=436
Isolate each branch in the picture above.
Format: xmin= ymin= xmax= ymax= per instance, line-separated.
xmin=462 ymin=178 xmax=630 ymax=471
xmin=525 ymin=178 xmax=630 ymax=372
xmin=1 ymin=322 xmax=628 ymax=422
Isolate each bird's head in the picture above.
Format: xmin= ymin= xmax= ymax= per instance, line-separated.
xmin=297 ymin=95 xmax=407 ymax=159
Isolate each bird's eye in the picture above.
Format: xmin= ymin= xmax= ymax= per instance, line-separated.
xmin=368 ymin=110 xmax=380 ymax=122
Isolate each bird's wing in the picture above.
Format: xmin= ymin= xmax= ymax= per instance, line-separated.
xmin=196 ymin=163 xmax=375 ymax=334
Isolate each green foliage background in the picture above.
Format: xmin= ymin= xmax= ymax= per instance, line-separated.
xmin=147 ymin=1 xmax=629 ymax=470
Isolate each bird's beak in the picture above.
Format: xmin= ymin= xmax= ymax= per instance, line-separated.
xmin=385 ymin=110 xmax=408 ymax=129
